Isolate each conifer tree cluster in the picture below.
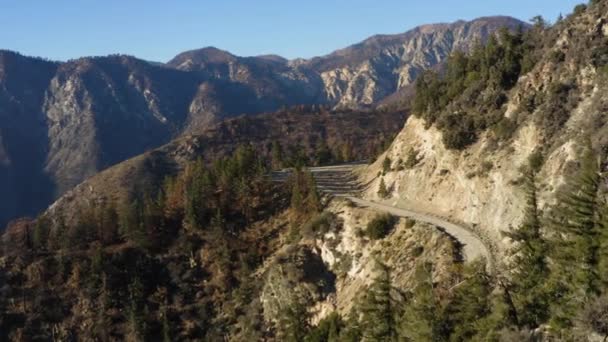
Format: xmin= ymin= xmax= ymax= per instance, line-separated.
xmin=289 ymin=168 xmax=322 ymax=219
xmin=269 ymin=139 xmax=360 ymax=170
xmin=413 ymin=27 xmax=540 ymax=150
xmin=30 ymin=144 xmax=273 ymax=253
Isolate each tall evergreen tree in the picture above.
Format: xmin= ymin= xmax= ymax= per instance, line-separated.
xmin=118 ymin=197 xmax=158 ymax=250
xmin=184 ymin=160 xmax=210 ymax=229
xmin=303 ymin=170 xmax=322 ymax=214
xmin=471 ymin=289 xmax=518 ymax=341
xmin=32 ymin=214 xmax=50 ymax=251
xmin=314 ymin=141 xmax=333 ymax=166
xmin=119 ymin=198 xmax=141 ymax=240
xmin=441 ymin=260 xmax=493 ymax=341
xmin=503 ymin=168 xmax=549 ymax=327
xmin=271 ymin=140 xmax=285 ymax=170
xmin=290 ymin=170 xmax=304 ymax=214
xmin=97 ymin=203 xmax=119 ymax=245
xmin=547 ymin=143 xmax=605 ymax=328
xmin=399 ymin=262 xmax=441 ymax=341
xmin=277 ymin=301 xmax=309 ymax=342
xmin=127 ymin=276 xmax=147 ymax=341
xmin=360 ymin=262 xmax=398 ymax=341
xmin=236 ymin=177 xmax=253 ymax=223
xmin=93 ymin=272 xmax=111 ymax=342
xmin=378 ymin=178 xmax=389 ymax=199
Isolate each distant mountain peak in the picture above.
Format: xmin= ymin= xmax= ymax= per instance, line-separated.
xmin=255 ymin=54 xmax=288 ymax=64
xmin=167 ymin=46 xmax=237 ymax=70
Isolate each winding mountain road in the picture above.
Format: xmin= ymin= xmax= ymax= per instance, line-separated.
xmin=271 ymin=164 xmax=495 ymax=271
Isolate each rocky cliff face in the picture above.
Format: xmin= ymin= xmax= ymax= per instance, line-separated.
xmin=169 ymin=17 xmax=526 ymax=109
xmin=307 ymin=16 xmax=526 ymax=108
xmin=0 ymin=51 xmax=58 ymax=226
xmin=361 ymin=3 xmax=608 ymax=254
xmin=42 ymin=56 xmax=200 ymax=195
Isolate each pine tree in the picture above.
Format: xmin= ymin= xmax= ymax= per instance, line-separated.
xmin=304 ymin=170 xmax=322 ymax=214
xmin=441 ymin=260 xmax=493 ymax=341
xmin=97 ymin=203 xmax=119 ymax=245
xmin=32 ymin=214 xmax=50 ymax=251
xmin=119 ymin=197 xmax=158 ymax=251
xmin=314 ymin=141 xmax=333 ymax=166
xmin=236 ymin=177 xmax=253 ymax=223
xmin=503 ymin=168 xmax=549 ymax=327
xmin=530 ymin=16 xmax=547 ymax=29
xmin=472 ymin=290 xmax=518 ymax=341
xmin=119 ymin=198 xmax=140 ymax=240
xmin=127 ymin=276 xmax=147 ymax=341
xmin=48 ymin=214 xmax=68 ymax=250
xmin=360 ymin=262 xmax=398 ymax=341
xmin=290 ymin=169 xmax=305 ymax=214
xmin=184 ymin=160 xmax=210 ymax=229
xmin=87 ymin=244 xmax=105 ymax=293
xmin=399 ymin=262 xmax=441 ymax=341
xmin=378 ymin=178 xmax=389 ymax=199
xmin=162 ymin=175 xmax=185 ymax=222
xmin=382 ymin=157 xmax=392 ymax=174
xmin=547 ymin=143 xmax=605 ymax=328
xmin=69 ymin=207 xmax=96 ymax=248
xmin=93 ymin=272 xmax=111 ymax=342
xmin=234 ymin=144 xmax=256 ymax=177
xmin=277 ymin=301 xmax=309 ymax=342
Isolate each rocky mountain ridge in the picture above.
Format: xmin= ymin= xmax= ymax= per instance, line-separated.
xmin=170 ymin=16 xmax=526 ymax=108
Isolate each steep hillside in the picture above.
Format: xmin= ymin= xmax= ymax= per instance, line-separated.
xmin=0 ymin=51 xmax=59 ymax=226
xmin=45 ymin=108 xmax=406 ymax=225
xmin=362 ymin=1 xmax=608 ymax=254
xmin=0 ymin=53 xmax=202 ymax=226
xmin=43 ymin=55 xmax=201 ymax=194
xmin=0 ymin=150 xmax=465 ymax=341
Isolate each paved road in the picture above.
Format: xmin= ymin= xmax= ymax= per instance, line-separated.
xmin=271 ymin=164 xmax=495 ymax=271
xmin=344 ymin=197 xmax=492 ymax=269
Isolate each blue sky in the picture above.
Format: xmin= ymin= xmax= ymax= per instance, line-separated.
xmin=0 ymin=0 xmax=584 ymax=62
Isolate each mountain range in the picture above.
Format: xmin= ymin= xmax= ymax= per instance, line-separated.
xmin=0 ymin=15 xmax=525 ymax=227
